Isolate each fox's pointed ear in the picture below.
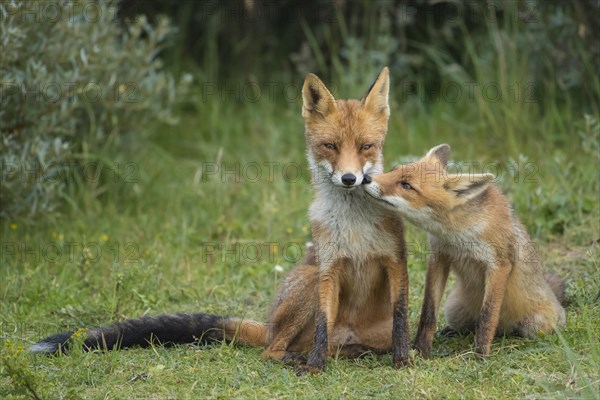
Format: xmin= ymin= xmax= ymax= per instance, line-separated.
xmin=425 ymin=144 xmax=451 ymax=168
xmin=445 ymin=173 xmax=494 ymax=200
xmin=362 ymin=67 xmax=390 ymax=117
xmin=302 ymin=73 xmax=337 ymax=118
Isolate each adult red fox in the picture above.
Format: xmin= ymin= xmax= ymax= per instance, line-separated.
xmin=364 ymin=144 xmax=566 ymax=356
xmin=32 ymin=68 xmax=411 ymax=372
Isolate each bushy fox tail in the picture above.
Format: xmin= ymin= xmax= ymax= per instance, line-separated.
xmin=544 ymin=273 xmax=566 ymax=305
xmin=30 ymin=313 xmax=269 ymax=354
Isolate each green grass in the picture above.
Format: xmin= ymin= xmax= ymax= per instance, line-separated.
xmin=1 ymin=80 xmax=599 ymax=399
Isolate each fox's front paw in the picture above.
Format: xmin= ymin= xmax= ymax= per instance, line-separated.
xmin=412 ymin=341 xmax=431 ymax=359
xmin=474 ymin=335 xmax=492 ymax=358
xmin=392 ymin=344 xmax=410 ymax=368
xmin=281 ymin=352 xmax=307 ymax=367
xmin=392 ymin=346 xmax=411 ymax=368
xmin=475 ymin=344 xmax=491 ymax=358
xmin=293 ymin=359 xmax=325 ymax=376
xmin=392 ymin=356 xmax=409 ymax=369
xmin=303 ymin=351 xmax=327 ymax=374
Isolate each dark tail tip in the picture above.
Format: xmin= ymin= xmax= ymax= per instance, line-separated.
xmin=30 ymin=313 xmax=228 ymax=355
xmin=30 ymin=331 xmax=75 ymax=354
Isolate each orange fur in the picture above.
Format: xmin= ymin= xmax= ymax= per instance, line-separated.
xmin=34 ymin=69 xmax=411 ymax=373
xmin=34 ymin=88 xmax=567 ymax=368
xmin=366 ymin=144 xmax=566 ymax=357
xmin=259 ymin=68 xmax=410 ymax=372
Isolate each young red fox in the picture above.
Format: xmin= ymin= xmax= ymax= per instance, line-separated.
xmin=364 ymin=144 xmax=566 ymax=356
xmin=32 ymin=68 xmax=410 ymax=371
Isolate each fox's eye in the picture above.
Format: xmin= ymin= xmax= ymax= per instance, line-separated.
xmin=323 ymin=143 xmax=336 ymax=150
xmin=400 ymin=181 xmax=413 ymax=190
xmin=361 ymin=144 xmax=373 ymax=151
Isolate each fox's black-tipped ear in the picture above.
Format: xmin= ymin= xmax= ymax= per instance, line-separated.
xmin=302 ymin=73 xmax=337 ymax=118
xmin=362 ymin=67 xmax=390 ymax=117
xmin=425 ymin=144 xmax=451 ymax=168
xmin=445 ymin=173 xmax=494 ymax=200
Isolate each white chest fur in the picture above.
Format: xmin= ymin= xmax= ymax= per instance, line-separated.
xmin=429 ymin=223 xmax=495 ymax=272
xmin=309 ymin=186 xmax=398 ymax=269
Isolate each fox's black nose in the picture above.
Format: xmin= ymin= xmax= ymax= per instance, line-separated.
xmin=341 ymin=173 xmax=357 ymax=186
xmin=362 ymin=174 xmax=372 ymax=184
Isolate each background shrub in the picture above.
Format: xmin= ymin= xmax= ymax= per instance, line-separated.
xmin=0 ymin=0 xmax=188 ymax=220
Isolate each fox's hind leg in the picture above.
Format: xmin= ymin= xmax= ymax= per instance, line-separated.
xmin=261 ymin=308 xmax=315 ymax=361
xmin=474 ymin=262 xmax=512 ymax=356
xmin=513 ymin=303 xmax=566 ymax=338
xmin=306 ymin=260 xmax=343 ymax=372
xmin=261 ymin=264 xmax=319 ymax=361
xmin=511 ymin=273 xmax=566 ymax=338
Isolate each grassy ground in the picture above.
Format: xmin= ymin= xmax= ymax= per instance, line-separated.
xmin=1 ymin=80 xmax=599 ymax=399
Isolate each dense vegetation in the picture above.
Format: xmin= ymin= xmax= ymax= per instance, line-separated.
xmin=1 ymin=1 xmax=598 ymax=398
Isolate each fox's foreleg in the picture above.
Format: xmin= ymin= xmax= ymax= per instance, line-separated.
xmin=414 ymin=252 xmax=451 ymax=358
xmin=385 ymin=255 xmax=411 ymax=367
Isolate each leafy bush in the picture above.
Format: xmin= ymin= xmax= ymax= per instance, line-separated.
xmin=0 ymin=0 xmax=188 ymax=220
